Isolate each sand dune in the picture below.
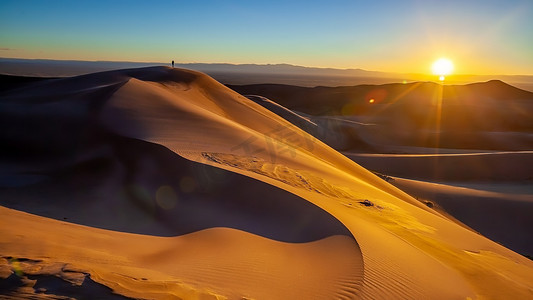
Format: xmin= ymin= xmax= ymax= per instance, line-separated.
xmin=229 ymin=80 xmax=533 ymax=119
xmin=229 ymin=84 xmax=533 ymax=265
xmin=388 ymin=177 xmax=533 ymax=255
xmin=2 ymin=67 xmax=533 ymax=299
xmin=0 ymin=207 xmax=362 ymax=299
xmin=230 ymin=81 xmax=533 ymax=151
xmin=346 ymin=151 xmax=533 ymax=181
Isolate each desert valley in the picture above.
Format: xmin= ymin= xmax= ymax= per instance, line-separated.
xmin=0 ymin=65 xmax=532 ymax=299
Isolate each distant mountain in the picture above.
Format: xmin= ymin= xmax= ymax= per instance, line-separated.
xmin=175 ymin=62 xmax=389 ymax=77
xmin=0 ymin=58 xmax=162 ymax=77
xmin=0 ymin=57 xmax=386 ymax=77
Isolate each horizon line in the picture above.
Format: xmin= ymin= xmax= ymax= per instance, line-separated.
xmin=1 ymin=56 xmax=533 ymax=77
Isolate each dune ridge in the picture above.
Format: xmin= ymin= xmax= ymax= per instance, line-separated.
xmin=1 ymin=67 xmax=533 ymax=299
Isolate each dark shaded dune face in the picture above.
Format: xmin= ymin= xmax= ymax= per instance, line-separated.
xmin=0 ymin=84 xmax=124 ymax=162
xmin=349 ymin=152 xmax=533 ymax=182
xmin=230 ymin=81 xmax=533 ymax=153
xmin=0 ymin=68 xmax=351 ymax=243
xmin=230 ymin=81 xmax=533 ymax=116
xmin=437 ymin=196 xmax=533 ymax=256
xmin=0 ymin=75 xmax=57 ymax=93
xmin=0 ymin=66 xmax=200 ymax=169
xmin=245 ymin=95 xmax=377 ymax=152
xmin=0 ymin=134 xmax=352 ymax=242
xmin=245 ymin=95 xmax=318 ymax=132
xmin=394 ymin=181 xmax=533 ymax=256
xmin=0 ymin=66 xmax=197 ymax=99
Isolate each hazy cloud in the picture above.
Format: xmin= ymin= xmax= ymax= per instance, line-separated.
xmin=0 ymin=47 xmax=14 ymax=51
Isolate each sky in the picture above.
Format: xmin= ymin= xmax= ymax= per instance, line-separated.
xmin=1 ymin=0 xmax=532 ymax=75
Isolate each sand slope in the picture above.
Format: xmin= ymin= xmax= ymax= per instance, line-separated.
xmin=1 ymin=67 xmax=533 ymax=299
xmin=229 ymin=85 xmax=533 ymax=261
xmin=0 ymin=206 xmax=362 ymax=299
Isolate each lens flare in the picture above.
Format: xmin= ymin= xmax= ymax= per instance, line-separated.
xmin=156 ymin=185 xmax=178 ymax=210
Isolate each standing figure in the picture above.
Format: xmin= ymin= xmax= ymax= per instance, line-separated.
xmin=172 ymin=60 xmax=174 ymax=68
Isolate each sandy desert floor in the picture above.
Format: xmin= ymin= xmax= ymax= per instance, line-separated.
xmin=1 ymin=67 xmax=533 ymax=299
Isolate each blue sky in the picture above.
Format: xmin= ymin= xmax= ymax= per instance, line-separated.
xmin=1 ymin=0 xmax=532 ymax=74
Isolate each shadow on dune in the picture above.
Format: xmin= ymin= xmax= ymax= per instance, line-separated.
xmin=347 ymin=152 xmax=533 ymax=182
xmin=0 ymin=133 xmax=352 ymax=242
xmin=0 ymin=70 xmax=352 ymax=242
xmin=392 ymin=181 xmax=533 ymax=257
xmin=246 ymin=95 xmax=378 ymax=152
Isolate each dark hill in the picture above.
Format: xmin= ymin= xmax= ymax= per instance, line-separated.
xmin=229 ymin=81 xmax=533 ymax=132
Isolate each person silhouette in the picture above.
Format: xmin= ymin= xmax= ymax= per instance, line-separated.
xmin=172 ymin=60 xmax=174 ymax=68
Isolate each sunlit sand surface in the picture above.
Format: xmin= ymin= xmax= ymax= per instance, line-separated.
xmin=1 ymin=67 xmax=532 ymax=299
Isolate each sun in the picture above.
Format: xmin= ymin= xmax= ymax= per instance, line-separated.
xmin=431 ymin=58 xmax=454 ymax=81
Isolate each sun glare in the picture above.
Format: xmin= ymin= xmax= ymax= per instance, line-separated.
xmin=431 ymin=58 xmax=454 ymax=81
